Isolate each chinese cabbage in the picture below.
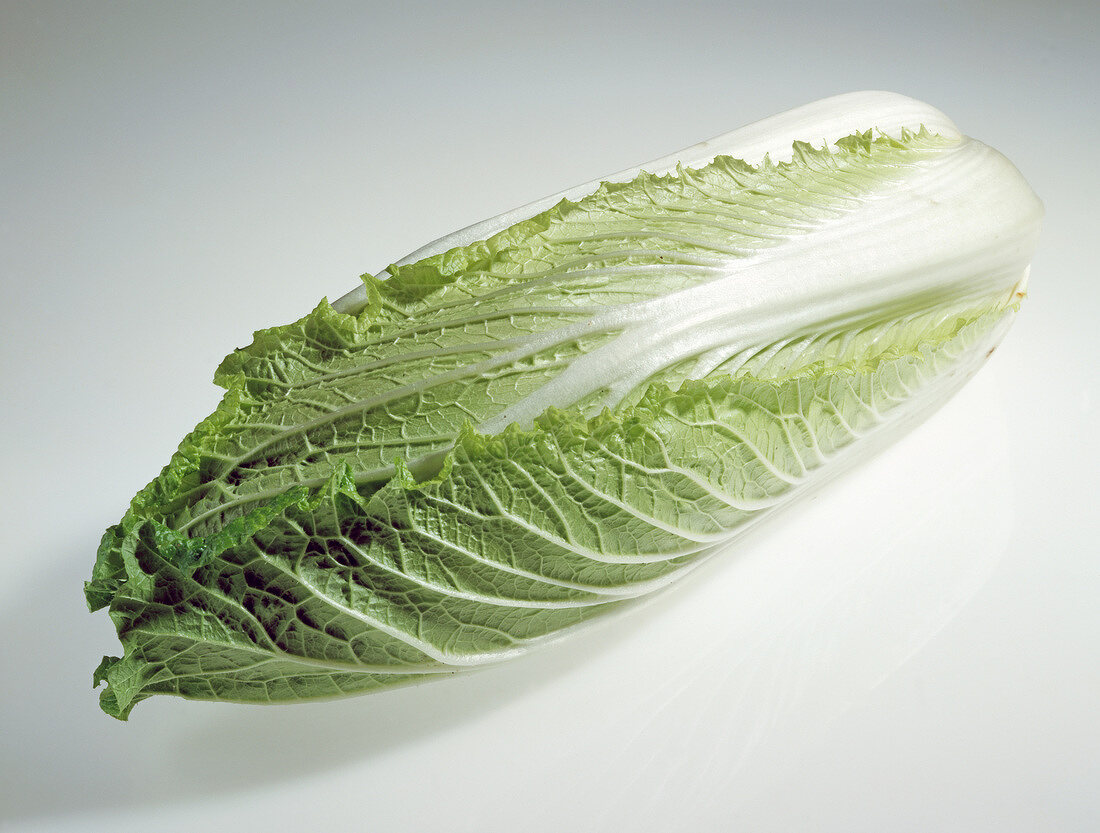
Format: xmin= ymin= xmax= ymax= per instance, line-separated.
xmin=86 ymin=91 xmax=1042 ymax=719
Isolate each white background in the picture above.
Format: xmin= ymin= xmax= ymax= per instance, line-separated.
xmin=2 ymin=2 xmax=1097 ymax=830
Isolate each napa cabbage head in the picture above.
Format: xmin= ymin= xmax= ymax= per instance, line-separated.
xmin=87 ymin=91 xmax=1042 ymax=719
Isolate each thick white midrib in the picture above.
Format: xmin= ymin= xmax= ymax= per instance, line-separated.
xmin=332 ymin=91 xmax=962 ymax=314
xmin=177 ymin=139 xmax=1036 ymax=536
xmin=251 ymin=147 xmax=989 ymax=464
xmin=478 ymin=139 xmax=1041 ymax=433
xmin=206 ymin=209 xmax=822 ymax=490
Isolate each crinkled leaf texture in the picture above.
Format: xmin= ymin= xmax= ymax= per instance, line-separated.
xmin=87 ymin=94 xmax=1041 ymax=719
